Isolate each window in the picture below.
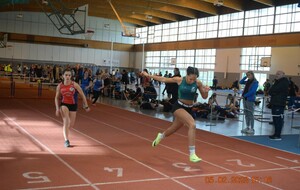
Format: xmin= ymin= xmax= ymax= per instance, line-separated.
xmin=244 ymin=7 xmax=274 ymax=35
xmin=218 ymin=12 xmax=244 ymax=37
xmin=240 ymin=47 xmax=271 ymax=72
xmin=135 ymin=3 xmax=299 ymax=45
xmin=178 ymin=19 xmax=197 ymax=41
xmin=161 ymin=22 xmax=178 ymax=42
xmin=275 ymin=4 xmax=300 ymax=33
xmin=197 ymin=16 xmax=218 ymax=39
xmin=135 ymin=27 xmax=148 ymax=44
xmin=145 ymin=49 xmax=216 ymax=86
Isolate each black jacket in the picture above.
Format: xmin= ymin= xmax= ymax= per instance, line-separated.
xmin=269 ymin=77 xmax=289 ymax=107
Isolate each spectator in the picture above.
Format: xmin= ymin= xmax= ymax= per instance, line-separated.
xmin=288 ymin=77 xmax=297 ymax=108
xmin=212 ymin=76 xmax=218 ymax=90
xmin=143 ymin=82 xmax=157 ymax=102
xmin=268 ymin=71 xmax=289 ymax=140
xmin=263 ymin=79 xmax=271 ymax=103
xmin=240 ymin=71 xmax=259 ymax=134
xmin=168 ymin=68 xmax=181 ymax=101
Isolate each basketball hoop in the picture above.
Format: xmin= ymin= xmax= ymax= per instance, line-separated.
xmin=83 ymin=29 xmax=94 ymax=40
xmin=122 ymin=26 xmax=140 ymax=38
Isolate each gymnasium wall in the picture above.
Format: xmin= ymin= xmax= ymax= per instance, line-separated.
xmin=133 ymin=45 xmax=300 ymax=88
xmin=0 ymin=11 xmax=133 ymax=67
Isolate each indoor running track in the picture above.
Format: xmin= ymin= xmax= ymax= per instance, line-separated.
xmin=0 ymin=99 xmax=300 ymax=190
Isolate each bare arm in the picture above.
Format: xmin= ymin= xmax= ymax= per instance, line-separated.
xmin=54 ymin=84 xmax=61 ymax=116
xmin=142 ymin=71 xmax=181 ymax=84
xmin=197 ymin=80 xmax=210 ymax=99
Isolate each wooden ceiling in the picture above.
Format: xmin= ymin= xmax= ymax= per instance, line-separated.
xmin=0 ymin=0 xmax=298 ymax=27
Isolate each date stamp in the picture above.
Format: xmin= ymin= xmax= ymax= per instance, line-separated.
xmin=204 ymin=176 xmax=272 ymax=184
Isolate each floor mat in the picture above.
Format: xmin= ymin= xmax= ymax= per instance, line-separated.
xmin=233 ymin=134 xmax=300 ymax=155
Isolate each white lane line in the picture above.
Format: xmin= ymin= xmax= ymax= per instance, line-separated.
xmin=0 ymin=111 xmax=100 ymax=190
xmin=17 ymin=183 xmax=90 ymax=190
xmin=94 ymin=105 xmax=300 ymax=170
xmin=17 ymin=177 xmax=169 ymax=190
xmin=79 ymin=114 xmax=285 ymax=190
xmin=19 ymin=102 xmax=195 ymax=190
xmin=19 ymin=101 xmax=292 ymax=189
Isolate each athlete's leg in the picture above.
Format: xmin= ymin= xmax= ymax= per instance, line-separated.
xmin=174 ymin=109 xmax=201 ymax=162
xmin=173 ymin=109 xmax=196 ymax=146
xmin=152 ymin=110 xmax=183 ymax=147
xmin=163 ymin=116 xmax=184 ymax=137
xmin=69 ymin=112 xmax=77 ymax=129
xmin=60 ymin=106 xmax=70 ymax=141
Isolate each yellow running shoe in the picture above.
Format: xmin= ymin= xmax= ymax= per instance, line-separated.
xmin=190 ymin=153 xmax=202 ymax=162
xmin=152 ymin=133 xmax=162 ymax=147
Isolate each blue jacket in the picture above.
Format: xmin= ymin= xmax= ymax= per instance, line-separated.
xmin=239 ymin=76 xmax=259 ymax=102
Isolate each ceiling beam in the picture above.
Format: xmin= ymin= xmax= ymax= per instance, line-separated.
xmin=201 ymin=0 xmax=243 ymax=11
xmin=98 ymin=3 xmax=179 ymax=22
xmin=106 ymin=0 xmax=198 ymax=19
xmin=150 ymin=0 xmax=217 ymax=15
xmin=88 ymin=11 xmax=149 ymax=26
xmin=253 ymin=0 xmax=275 ymax=6
xmin=90 ymin=7 xmax=161 ymax=25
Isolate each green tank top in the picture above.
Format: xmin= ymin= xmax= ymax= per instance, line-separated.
xmin=178 ymin=77 xmax=198 ymax=101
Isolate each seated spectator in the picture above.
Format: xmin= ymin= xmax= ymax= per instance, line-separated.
xmin=143 ymin=82 xmax=157 ymax=102
xmin=231 ymin=79 xmax=239 ymax=90
xmin=208 ymin=93 xmax=219 ymax=109
xmin=112 ymin=77 xmax=122 ymax=99
xmin=130 ymin=84 xmax=143 ymax=105
xmin=225 ymin=94 xmax=239 ymax=117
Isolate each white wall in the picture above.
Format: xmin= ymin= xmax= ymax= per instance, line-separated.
xmin=215 ymin=48 xmax=241 ymax=73
xmin=0 ymin=42 xmax=129 ymax=67
xmin=270 ymin=46 xmax=300 ymax=75
xmin=0 ymin=11 xmax=133 ymax=67
xmin=0 ymin=11 xmax=135 ymax=44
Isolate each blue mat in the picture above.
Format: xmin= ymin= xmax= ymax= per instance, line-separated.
xmin=233 ymin=135 xmax=300 ymax=155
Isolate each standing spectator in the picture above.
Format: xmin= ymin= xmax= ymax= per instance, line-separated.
xmin=240 ymin=71 xmax=259 ymax=134
xmin=212 ymin=76 xmax=218 ymax=90
xmin=288 ymin=77 xmax=297 ymax=108
xmin=168 ymin=68 xmax=181 ymax=101
xmin=263 ymin=79 xmax=271 ymax=103
xmin=268 ymin=71 xmax=289 ymax=140
xmin=4 ymin=63 xmax=12 ymax=76
xmin=162 ymin=71 xmax=169 ymax=95
xmin=121 ymin=69 xmax=129 ymax=90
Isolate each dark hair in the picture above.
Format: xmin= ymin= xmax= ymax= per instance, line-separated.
xmin=63 ymin=68 xmax=72 ymax=75
xmin=186 ymin=66 xmax=199 ymax=77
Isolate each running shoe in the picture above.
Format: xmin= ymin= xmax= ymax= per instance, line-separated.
xmin=245 ymin=128 xmax=255 ymax=134
xmin=241 ymin=128 xmax=249 ymax=133
xmin=64 ymin=140 xmax=70 ymax=147
xmin=152 ymin=133 xmax=162 ymax=147
xmin=190 ymin=153 xmax=202 ymax=163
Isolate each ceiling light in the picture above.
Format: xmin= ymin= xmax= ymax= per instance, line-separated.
xmin=146 ymin=15 xmax=153 ymax=19
xmin=16 ymin=13 xmax=23 ymax=18
xmin=214 ymin=0 xmax=223 ymax=6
